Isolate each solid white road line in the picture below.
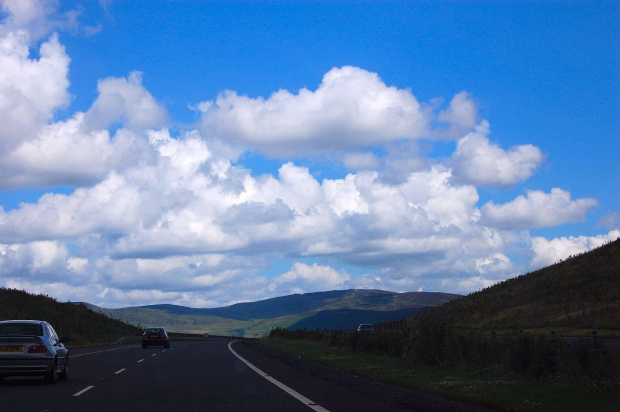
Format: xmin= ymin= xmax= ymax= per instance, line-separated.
xmin=115 ymin=368 xmax=126 ymax=374
xmin=73 ymin=386 xmax=94 ymax=397
xmin=228 ymin=341 xmax=330 ymax=412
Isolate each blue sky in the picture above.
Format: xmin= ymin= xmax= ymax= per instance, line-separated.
xmin=0 ymin=0 xmax=618 ymax=308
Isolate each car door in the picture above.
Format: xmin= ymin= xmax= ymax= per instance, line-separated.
xmin=46 ymin=323 xmax=68 ymax=369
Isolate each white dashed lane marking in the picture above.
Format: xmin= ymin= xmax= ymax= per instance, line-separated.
xmin=73 ymin=386 xmax=94 ymax=397
xmin=72 ymin=346 xmax=172 ymax=400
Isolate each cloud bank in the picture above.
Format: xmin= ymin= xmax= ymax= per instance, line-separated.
xmin=0 ymin=1 xmax=616 ymax=308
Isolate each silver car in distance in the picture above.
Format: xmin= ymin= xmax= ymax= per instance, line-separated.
xmin=0 ymin=320 xmax=69 ymax=383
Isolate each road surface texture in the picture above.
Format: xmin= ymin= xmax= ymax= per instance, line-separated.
xmin=1 ymin=340 xmax=495 ymax=411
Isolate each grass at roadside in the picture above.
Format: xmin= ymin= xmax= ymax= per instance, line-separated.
xmin=261 ymin=337 xmax=620 ymax=412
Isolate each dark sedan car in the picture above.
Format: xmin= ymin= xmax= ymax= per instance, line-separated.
xmin=357 ymin=324 xmax=375 ymax=332
xmin=0 ymin=320 xmax=69 ymax=383
xmin=142 ymin=327 xmax=170 ymax=348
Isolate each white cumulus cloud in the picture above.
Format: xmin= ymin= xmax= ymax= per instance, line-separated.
xmin=450 ymin=121 xmax=544 ymax=187
xmin=530 ymin=230 xmax=620 ymax=269
xmin=0 ymin=1 xmax=168 ymax=190
xmin=0 ymin=0 xmax=78 ymax=42
xmin=197 ymin=66 xmax=430 ymax=157
xmin=437 ymin=91 xmax=478 ymax=138
xmin=274 ymin=262 xmax=351 ymax=294
xmin=480 ymin=188 xmax=598 ymax=230
xmin=0 ymin=113 xmax=153 ymax=188
xmin=0 ymin=30 xmax=70 ymax=153
xmin=84 ymin=71 xmax=169 ymax=132
xmin=0 ymin=240 xmax=68 ymax=280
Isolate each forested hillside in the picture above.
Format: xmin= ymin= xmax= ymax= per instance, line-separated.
xmin=406 ymin=238 xmax=620 ymax=330
xmin=0 ymin=288 xmax=142 ymax=345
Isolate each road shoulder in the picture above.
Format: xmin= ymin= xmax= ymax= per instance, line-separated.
xmin=237 ymin=340 xmax=496 ymax=412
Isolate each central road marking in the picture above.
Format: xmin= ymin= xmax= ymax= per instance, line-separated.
xmin=115 ymin=368 xmax=126 ymax=374
xmin=71 ymin=346 xmax=132 ymax=358
xmin=73 ymin=386 xmax=94 ymax=397
xmin=137 ymin=359 xmax=144 ymax=363
xmin=228 ymin=341 xmax=330 ymax=412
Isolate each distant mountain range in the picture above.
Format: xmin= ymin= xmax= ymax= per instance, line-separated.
xmin=80 ymin=289 xmax=460 ymax=337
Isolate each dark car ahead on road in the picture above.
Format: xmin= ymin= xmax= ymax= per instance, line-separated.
xmin=0 ymin=320 xmax=69 ymax=383
xmin=142 ymin=327 xmax=170 ymax=348
xmin=357 ymin=324 xmax=375 ymax=332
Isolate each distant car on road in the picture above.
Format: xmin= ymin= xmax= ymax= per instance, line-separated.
xmin=0 ymin=320 xmax=69 ymax=383
xmin=142 ymin=327 xmax=170 ymax=348
xmin=357 ymin=324 xmax=375 ymax=332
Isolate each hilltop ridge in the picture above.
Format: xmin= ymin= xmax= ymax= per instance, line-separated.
xmin=406 ymin=238 xmax=620 ymax=330
xmin=0 ymin=288 xmax=142 ymax=345
xmin=86 ymin=289 xmax=460 ymax=337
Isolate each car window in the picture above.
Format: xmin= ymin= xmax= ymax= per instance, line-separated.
xmin=46 ymin=324 xmax=59 ymax=341
xmin=0 ymin=323 xmax=44 ymax=336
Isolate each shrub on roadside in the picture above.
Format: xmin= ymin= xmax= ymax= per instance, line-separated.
xmin=268 ymin=325 xmax=619 ymax=385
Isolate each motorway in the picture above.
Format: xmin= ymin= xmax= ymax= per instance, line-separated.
xmin=0 ymin=340 xmax=490 ymax=412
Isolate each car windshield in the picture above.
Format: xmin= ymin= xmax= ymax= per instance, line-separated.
xmin=0 ymin=323 xmax=43 ymax=336
xmin=146 ymin=328 xmax=163 ymax=333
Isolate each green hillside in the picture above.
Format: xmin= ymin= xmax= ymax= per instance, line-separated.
xmin=88 ymin=290 xmax=459 ymax=337
xmin=0 ymin=288 xmax=142 ymax=345
xmin=406 ymin=238 xmax=620 ymax=331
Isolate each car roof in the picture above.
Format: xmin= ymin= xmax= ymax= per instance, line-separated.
xmin=0 ymin=320 xmax=44 ymax=324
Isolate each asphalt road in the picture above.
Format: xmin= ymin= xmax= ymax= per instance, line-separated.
xmin=0 ymin=340 xmax=492 ymax=412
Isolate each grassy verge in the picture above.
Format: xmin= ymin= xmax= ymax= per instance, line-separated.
xmin=261 ymin=337 xmax=620 ymax=411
